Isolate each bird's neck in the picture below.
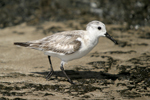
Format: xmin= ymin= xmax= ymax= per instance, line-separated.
xmin=87 ymin=33 xmax=99 ymax=47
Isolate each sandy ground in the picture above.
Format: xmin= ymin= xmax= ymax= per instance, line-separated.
xmin=0 ymin=21 xmax=150 ymax=100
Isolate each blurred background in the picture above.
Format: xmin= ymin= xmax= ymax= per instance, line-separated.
xmin=0 ymin=0 xmax=150 ymax=99
xmin=0 ymin=0 xmax=149 ymax=29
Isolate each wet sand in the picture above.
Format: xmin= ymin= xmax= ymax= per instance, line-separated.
xmin=0 ymin=21 xmax=150 ymax=100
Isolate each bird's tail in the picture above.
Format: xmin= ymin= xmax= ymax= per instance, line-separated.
xmin=14 ymin=42 xmax=30 ymax=47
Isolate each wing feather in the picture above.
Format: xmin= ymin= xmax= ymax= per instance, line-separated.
xmin=28 ymin=31 xmax=82 ymax=55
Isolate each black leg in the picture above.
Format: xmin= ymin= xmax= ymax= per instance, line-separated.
xmin=60 ymin=62 xmax=75 ymax=84
xmin=46 ymin=56 xmax=54 ymax=80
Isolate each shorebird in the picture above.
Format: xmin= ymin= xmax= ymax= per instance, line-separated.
xmin=14 ymin=20 xmax=118 ymax=84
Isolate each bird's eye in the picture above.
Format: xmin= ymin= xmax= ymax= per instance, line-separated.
xmin=98 ymin=27 xmax=101 ymax=30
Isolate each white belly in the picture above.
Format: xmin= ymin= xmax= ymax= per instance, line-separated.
xmin=44 ymin=36 xmax=99 ymax=62
xmin=44 ymin=41 xmax=97 ymax=62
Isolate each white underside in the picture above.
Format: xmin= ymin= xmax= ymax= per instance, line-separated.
xmin=44 ymin=36 xmax=99 ymax=62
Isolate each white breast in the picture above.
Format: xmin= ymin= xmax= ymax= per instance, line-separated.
xmin=53 ymin=35 xmax=98 ymax=62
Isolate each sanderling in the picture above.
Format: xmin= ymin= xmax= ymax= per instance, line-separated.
xmin=14 ymin=20 xmax=118 ymax=84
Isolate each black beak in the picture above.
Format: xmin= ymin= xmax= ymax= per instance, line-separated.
xmin=105 ymin=32 xmax=118 ymax=45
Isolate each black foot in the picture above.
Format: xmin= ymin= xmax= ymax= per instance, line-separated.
xmin=70 ymin=81 xmax=76 ymax=85
xmin=46 ymin=70 xmax=54 ymax=80
xmin=68 ymin=79 xmax=75 ymax=84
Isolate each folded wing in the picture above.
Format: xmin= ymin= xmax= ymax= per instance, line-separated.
xmin=14 ymin=31 xmax=82 ymax=55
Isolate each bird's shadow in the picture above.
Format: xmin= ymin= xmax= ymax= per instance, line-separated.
xmin=31 ymin=70 xmax=130 ymax=81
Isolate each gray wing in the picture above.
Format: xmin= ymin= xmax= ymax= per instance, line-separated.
xmin=28 ymin=31 xmax=82 ymax=55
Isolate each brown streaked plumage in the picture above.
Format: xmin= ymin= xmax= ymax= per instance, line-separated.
xmin=15 ymin=30 xmax=83 ymax=55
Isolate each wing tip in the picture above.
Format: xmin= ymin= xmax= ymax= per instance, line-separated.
xmin=14 ymin=42 xmax=29 ymax=47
